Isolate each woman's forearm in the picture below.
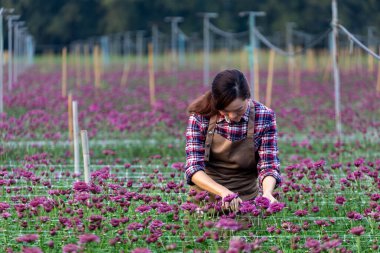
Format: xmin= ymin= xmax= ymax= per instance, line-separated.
xmin=191 ymin=170 xmax=232 ymax=197
xmin=262 ymin=176 xmax=276 ymax=195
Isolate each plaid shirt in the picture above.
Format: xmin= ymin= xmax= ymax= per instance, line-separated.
xmin=185 ymin=99 xmax=281 ymax=190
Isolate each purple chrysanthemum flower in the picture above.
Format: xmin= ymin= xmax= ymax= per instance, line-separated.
xmin=180 ymin=202 xmax=198 ymax=213
xmin=131 ymin=248 xmax=152 ymax=253
xmin=215 ymin=218 xmax=242 ymax=231
xmin=62 ymin=244 xmax=80 ymax=253
xmin=294 ymin=209 xmax=308 ymax=217
xmin=267 ymin=202 xmax=286 ymax=214
xmin=335 ymin=196 xmax=346 ymax=205
xmin=311 ymin=206 xmax=320 ymax=213
xmin=21 ymin=247 xmax=43 ymax=253
xmin=136 ymin=205 xmax=152 ymax=214
xmin=0 ymin=202 xmax=10 ymax=212
xmin=127 ymin=222 xmax=144 ymax=231
xmin=16 ymin=234 xmax=39 ymax=243
xmin=254 ymin=196 xmax=270 ymax=209
xmin=223 ymin=193 xmax=239 ymax=203
xmin=349 ymin=226 xmax=365 ymax=236
xmin=347 ymin=211 xmax=363 ymax=220
xmin=73 ymin=181 xmax=89 ymax=192
xmin=314 ymin=220 xmax=330 ymax=227
xmin=78 ymin=234 xmax=100 ymax=244
xmin=238 ymin=201 xmax=257 ymax=214
xmin=304 ymin=237 xmax=320 ymax=249
xmin=321 ymin=239 xmax=342 ymax=249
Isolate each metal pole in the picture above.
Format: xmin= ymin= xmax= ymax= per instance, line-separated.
xmin=152 ymin=25 xmax=159 ymax=56
xmin=367 ymin=26 xmax=375 ymax=48
xmin=7 ymin=15 xmax=19 ymax=91
xmin=198 ymin=12 xmax=218 ymax=87
xmin=239 ymin=11 xmax=265 ymax=97
xmin=100 ymin=36 xmax=110 ymax=66
xmin=136 ymin=30 xmax=145 ymax=71
xmin=13 ymin=21 xmax=25 ymax=83
xmin=165 ymin=17 xmax=183 ymax=71
xmin=331 ymin=0 xmax=342 ymax=140
xmin=286 ymin=22 xmax=296 ymax=86
xmin=152 ymin=25 xmax=159 ymax=69
xmin=0 ymin=9 xmax=4 ymax=114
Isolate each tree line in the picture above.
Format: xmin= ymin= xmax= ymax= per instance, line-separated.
xmin=1 ymin=0 xmax=379 ymax=51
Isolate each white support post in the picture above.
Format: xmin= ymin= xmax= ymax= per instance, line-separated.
xmin=331 ymin=0 xmax=342 ymax=141
xmin=72 ymin=101 xmax=80 ymax=176
xmin=81 ymin=130 xmax=90 ymax=184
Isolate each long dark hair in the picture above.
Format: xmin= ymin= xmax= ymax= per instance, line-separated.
xmin=187 ymin=69 xmax=250 ymax=117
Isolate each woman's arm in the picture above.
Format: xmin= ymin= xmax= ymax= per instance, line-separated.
xmin=192 ymin=170 xmax=242 ymax=210
xmin=262 ymin=175 xmax=277 ymax=203
xmin=256 ymin=108 xmax=282 ymax=203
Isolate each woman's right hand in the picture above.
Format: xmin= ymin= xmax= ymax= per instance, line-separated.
xmin=221 ymin=190 xmax=242 ymax=212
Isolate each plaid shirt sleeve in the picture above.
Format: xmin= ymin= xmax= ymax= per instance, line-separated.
xmin=185 ymin=114 xmax=208 ymax=185
xmin=256 ymin=109 xmax=282 ymax=190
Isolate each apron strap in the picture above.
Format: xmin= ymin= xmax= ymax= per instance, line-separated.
xmin=247 ymin=101 xmax=255 ymax=138
xmin=204 ymin=114 xmax=217 ymax=162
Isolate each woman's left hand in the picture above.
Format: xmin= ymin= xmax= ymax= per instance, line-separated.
xmin=262 ymin=192 xmax=278 ymax=204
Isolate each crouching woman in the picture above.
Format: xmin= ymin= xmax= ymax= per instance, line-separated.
xmin=185 ymin=69 xmax=282 ymax=211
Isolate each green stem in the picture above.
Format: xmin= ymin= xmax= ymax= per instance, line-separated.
xmin=356 ymin=236 xmax=361 ymax=253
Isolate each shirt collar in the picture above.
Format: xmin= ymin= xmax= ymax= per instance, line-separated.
xmin=216 ymin=100 xmax=251 ymax=123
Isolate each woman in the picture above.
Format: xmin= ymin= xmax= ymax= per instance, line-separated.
xmin=185 ymin=69 xmax=281 ymax=211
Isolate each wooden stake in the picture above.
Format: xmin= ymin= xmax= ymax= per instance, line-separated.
xmin=61 ymin=47 xmax=67 ymax=97
xmin=295 ymin=56 xmax=301 ymax=95
xmin=120 ymin=62 xmax=130 ymax=87
xmin=81 ymin=130 xmax=90 ymax=184
xmin=163 ymin=48 xmax=171 ymax=73
xmin=93 ymin=45 xmax=101 ymax=89
xmin=322 ymin=52 xmax=332 ymax=84
xmin=368 ymin=47 xmax=374 ymax=74
xmin=294 ymin=48 xmax=302 ymax=95
xmin=306 ymin=49 xmax=316 ymax=73
xmin=75 ymin=44 xmax=81 ymax=87
xmin=148 ymin=43 xmax=156 ymax=107
xmin=72 ymin=101 xmax=80 ymax=176
xmin=265 ymin=49 xmax=275 ymax=108
xmin=253 ymin=48 xmax=260 ymax=101
xmin=84 ymin=44 xmax=91 ymax=84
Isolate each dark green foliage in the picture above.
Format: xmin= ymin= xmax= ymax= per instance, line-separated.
xmin=0 ymin=0 xmax=379 ymax=48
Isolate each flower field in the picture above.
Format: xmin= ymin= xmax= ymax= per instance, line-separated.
xmin=0 ymin=58 xmax=379 ymax=252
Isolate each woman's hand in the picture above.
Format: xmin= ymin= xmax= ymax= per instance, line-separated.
xmin=221 ymin=191 xmax=242 ymax=212
xmin=262 ymin=176 xmax=278 ymax=203
xmin=262 ymin=192 xmax=278 ymax=204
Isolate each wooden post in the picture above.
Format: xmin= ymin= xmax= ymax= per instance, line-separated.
xmin=75 ymin=44 xmax=81 ymax=87
xmin=84 ymin=44 xmax=91 ymax=84
xmin=148 ymin=43 xmax=156 ymax=107
xmin=72 ymin=101 xmax=80 ymax=176
xmin=81 ymin=130 xmax=90 ymax=184
xmin=163 ymin=48 xmax=171 ymax=73
xmin=61 ymin=47 xmax=67 ymax=97
xmin=368 ymin=46 xmax=374 ymax=74
xmin=120 ymin=62 xmax=130 ymax=87
xmin=306 ymin=49 xmax=316 ymax=73
xmin=93 ymin=45 xmax=101 ymax=89
xmin=253 ymin=48 xmax=260 ymax=101
xmin=265 ymin=49 xmax=275 ymax=108
xmin=294 ymin=49 xmax=301 ymax=95
xmin=322 ymin=53 xmax=332 ymax=83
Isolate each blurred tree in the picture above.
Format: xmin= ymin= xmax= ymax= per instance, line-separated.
xmin=0 ymin=0 xmax=379 ymax=51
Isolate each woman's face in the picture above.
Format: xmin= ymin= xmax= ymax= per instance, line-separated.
xmin=218 ymin=98 xmax=249 ymax=123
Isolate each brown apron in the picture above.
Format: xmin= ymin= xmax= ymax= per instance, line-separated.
xmin=190 ymin=102 xmax=259 ymax=202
